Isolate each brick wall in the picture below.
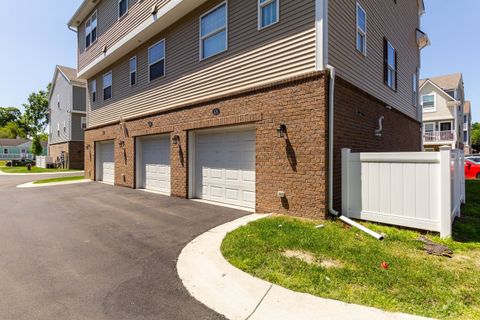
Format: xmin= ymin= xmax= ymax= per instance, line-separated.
xmin=85 ymin=73 xmax=329 ymax=219
xmin=49 ymin=141 xmax=85 ymax=170
xmin=332 ymin=77 xmax=422 ymax=210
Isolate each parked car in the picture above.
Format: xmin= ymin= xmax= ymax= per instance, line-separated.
xmin=466 ymin=155 xmax=480 ymax=164
xmin=465 ymin=159 xmax=480 ymax=180
xmin=6 ymin=159 xmax=36 ymax=167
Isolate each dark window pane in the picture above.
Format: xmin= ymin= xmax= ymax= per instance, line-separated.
xmin=104 ymin=86 xmax=112 ymax=100
xmin=149 ymin=60 xmax=165 ymax=81
xmin=86 ymin=34 xmax=91 ymax=48
xmin=92 ymin=92 xmax=96 ymax=102
xmin=130 ymin=72 xmax=136 ymax=86
xmin=119 ymin=0 xmax=127 ymax=17
xmin=91 ymin=28 xmax=97 ymax=43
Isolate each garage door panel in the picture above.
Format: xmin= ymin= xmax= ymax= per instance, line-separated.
xmin=138 ymin=136 xmax=171 ymax=194
xmin=96 ymin=141 xmax=115 ymax=184
xmin=195 ymin=127 xmax=256 ymax=209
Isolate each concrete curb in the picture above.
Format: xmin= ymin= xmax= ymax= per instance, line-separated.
xmin=0 ymin=170 xmax=84 ymax=176
xmin=177 ymin=214 xmax=434 ymax=320
xmin=17 ymin=179 xmax=91 ymax=189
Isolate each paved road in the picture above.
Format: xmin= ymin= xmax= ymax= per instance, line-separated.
xmin=0 ymin=174 xmax=247 ymax=320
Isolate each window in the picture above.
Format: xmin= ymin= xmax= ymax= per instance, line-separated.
xmin=424 ymin=122 xmax=435 ymax=133
xmin=130 ymin=56 xmax=137 ymax=86
xmin=119 ymin=0 xmax=128 ymax=18
xmin=464 ymin=131 xmax=468 ymax=143
xmin=445 ymin=90 xmax=456 ymax=99
xmin=200 ymin=3 xmax=227 ymax=60
xmin=421 ymin=94 xmax=435 ymax=110
xmin=3 ymin=148 xmax=8 ymax=154
xmin=356 ymin=3 xmax=366 ymax=55
xmin=91 ymin=80 xmax=97 ymax=102
xmin=103 ymin=72 xmax=112 ymax=100
xmin=81 ymin=117 xmax=87 ymax=129
xmin=63 ymin=120 xmax=67 ymax=132
xmin=384 ymin=39 xmax=397 ymax=90
xmin=85 ymin=11 xmax=97 ymax=48
xmin=57 ymin=95 xmax=60 ymax=109
xmin=259 ymin=0 xmax=279 ymax=29
xmin=57 ymin=123 xmax=60 ymax=136
xmin=464 ymin=115 xmax=468 ymax=124
xmin=412 ymin=73 xmax=418 ymax=106
xmin=148 ymin=40 xmax=165 ymax=81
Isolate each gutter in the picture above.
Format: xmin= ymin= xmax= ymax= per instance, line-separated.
xmin=325 ymin=65 xmax=384 ymax=240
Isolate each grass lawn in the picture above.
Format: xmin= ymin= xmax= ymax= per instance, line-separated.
xmin=0 ymin=160 xmax=7 ymax=167
xmin=222 ymin=180 xmax=480 ymax=320
xmin=0 ymin=166 xmax=81 ymax=174
xmin=33 ymin=176 xmax=86 ymax=184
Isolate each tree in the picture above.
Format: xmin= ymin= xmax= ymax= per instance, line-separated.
xmin=471 ymin=122 xmax=480 ymax=150
xmin=0 ymin=122 xmax=26 ymax=139
xmin=30 ymin=135 xmax=43 ymax=156
xmin=22 ymin=84 xmax=50 ymax=137
xmin=0 ymin=107 xmax=21 ymax=127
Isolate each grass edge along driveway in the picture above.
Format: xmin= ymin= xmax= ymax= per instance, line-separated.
xmin=222 ymin=181 xmax=480 ymax=320
xmin=0 ymin=166 xmax=80 ymax=174
xmin=33 ymin=176 xmax=86 ymax=184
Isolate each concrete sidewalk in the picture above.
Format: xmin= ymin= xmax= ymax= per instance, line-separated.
xmin=177 ymin=214 xmax=434 ymax=320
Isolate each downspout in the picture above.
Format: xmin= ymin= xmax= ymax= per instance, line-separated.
xmin=325 ymin=65 xmax=384 ymax=240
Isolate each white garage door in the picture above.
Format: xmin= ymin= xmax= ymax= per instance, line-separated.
xmin=137 ymin=135 xmax=171 ymax=194
xmin=96 ymin=141 xmax=115 ymax=184
xmin=194 ymin=126 xmax=255 ymax=209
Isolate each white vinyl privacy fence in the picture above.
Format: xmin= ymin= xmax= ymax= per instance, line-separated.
xmin=342 ymin=147 xmax=465 ymax=238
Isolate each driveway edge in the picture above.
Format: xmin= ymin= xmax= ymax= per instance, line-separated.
xmin=17 ymin=179 xmax=91 ymax=189
xmin=177 ymin=214 xmax=434 ymax=320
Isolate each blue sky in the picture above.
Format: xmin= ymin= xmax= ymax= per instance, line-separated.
xmin=0 ymin=0 xmax=478 ymax=120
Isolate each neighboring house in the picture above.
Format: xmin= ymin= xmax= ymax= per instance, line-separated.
xmin=48 ymin=65 xmax=87 ymax=169
xmin=68 ymin=0 xmax=427 ymax=217
xmin=420 ymin=73 xmax=466 ymax=151
xmin=0 ymin=139 xmax=47 ymax=160
xmin=463 ymin=101 xmax=473 ymax=154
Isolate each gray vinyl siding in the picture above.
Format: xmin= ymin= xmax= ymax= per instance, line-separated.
xmin=71 ymin=114 xmax=86 ymax=141
xmin=49 ymin=73 xmax=72 ymax=144
xmin=85 ymin=0 xmax=317 ymax=127
xmin=328 ymin=0 xmax=420 ymax=120
xmin=73 ymin=86 xmax=87 ymax=112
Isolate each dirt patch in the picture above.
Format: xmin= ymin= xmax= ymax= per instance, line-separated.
xmin=282 ymin=250 xmax=343 ymax=269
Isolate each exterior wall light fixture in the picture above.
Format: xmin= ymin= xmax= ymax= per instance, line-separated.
xmin=172 ymin=135 xmax=180 ymax=145
xmin=277 ymin=124 xmax=287 ymax=138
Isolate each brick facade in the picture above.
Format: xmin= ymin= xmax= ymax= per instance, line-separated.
xmin=85 ymin=73 xmax=329 ymax=219
xmin=332 ymin=77 xmax=422 ymax=210
xmin=49 ymin=141 xmax=85 ymax=170
xmin=84 ymin=73 xmax=421 ymax=219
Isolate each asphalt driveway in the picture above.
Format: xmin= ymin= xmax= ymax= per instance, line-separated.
xmin=0 ymin=174 xmax=247 ymax=320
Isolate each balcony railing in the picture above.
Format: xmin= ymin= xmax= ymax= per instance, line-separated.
xmin=423 ymin=130 xmax=456 ymax=143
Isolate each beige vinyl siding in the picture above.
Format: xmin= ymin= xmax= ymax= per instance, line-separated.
xmin=86 ymin=0 xmax=317 ymax=127
xmin=421 ymin=83 xmax=454 ymax=121
xmin=328 ymin=0 xmax=420 ymax=120
xmin=79 ymin=0 xmax=168 ymax=71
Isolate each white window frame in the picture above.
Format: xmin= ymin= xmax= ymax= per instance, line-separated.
xmin=386 ymin=40 xmax=396 ymax=90
xmin=85 ymin=10 xmax=97 ymax=49
xmin=118 ymin=0 xmax=128 ymax=19
xmin=258 ymin=0 xmax=280 ymax=30
xmin=356 ymin=2 xmax=367 ymax=55
xmin=130 ymin=56 xmax=137 ymax=86
xmin=199 ymin=2 xmax=228 ymax=61
xmin=412 ymin=72 xmax=418 ymax=107
xmin=91 ymin=79 xmax=97 ymax=102
xmin=421 ymin=93 xmax=436 ymax=112
xmin=148 ymin=40 xmax=166 ymax=82
xmin=81 ymin=117 xmax=87 ymax=129
xmin=103 ymin=71 xmax=113 ymax=101
xmin=424 ymin=122 xmax=435 ymax=134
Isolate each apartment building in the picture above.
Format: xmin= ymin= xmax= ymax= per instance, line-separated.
xmin=463 ymin=101 xmax=473 ymax=154
xmin=69 ymin=0 xmax=427 ymax=218
xmin=48 ymin=65 xmax=87 ymax=169
xmin=420 ymin=73 xmax=465 ymax=152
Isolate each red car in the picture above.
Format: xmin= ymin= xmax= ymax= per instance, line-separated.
xmin=465 ymin=160 xmax=480 ymax=180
